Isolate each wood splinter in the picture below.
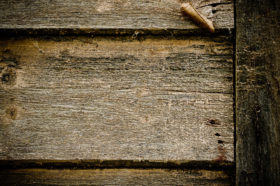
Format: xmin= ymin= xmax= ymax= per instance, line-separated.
xmin=181 ymin=3 xmax=215 ymax=33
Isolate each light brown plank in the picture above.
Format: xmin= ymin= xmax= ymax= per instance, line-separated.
xmin=0 ymin=36 xmax=234 ymax=161
xmin=0 ymin=0 xmax=233 ymax=32
xmin=0 ymin=169 xmax=234 ymax=185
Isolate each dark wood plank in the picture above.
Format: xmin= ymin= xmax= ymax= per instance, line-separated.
xmin=0 ymin=0 xmax=233 ymax=32
xmin=236 ymin=0 xmax=280 ymax=185
xmin=0 ymin=169 xmax=234 ymax=185
xmin=0 ymin=36 xmax=234 ymax=161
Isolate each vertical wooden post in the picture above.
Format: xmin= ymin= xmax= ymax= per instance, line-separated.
xmin=236 ymin=0 xmax=280 ymax=185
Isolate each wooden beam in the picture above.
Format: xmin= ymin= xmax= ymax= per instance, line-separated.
xmin=236 ymin=0 xmax=280 ymax=185
xmin=0 ymin=169 xmax=234 ymax=185
xmin=0 ymin=0 xmax=233 ymax=33
xmin=0 ymin=35 xmax=234 ymax=161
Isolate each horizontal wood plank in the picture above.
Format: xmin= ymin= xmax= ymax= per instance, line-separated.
xmin=0 ymin=0 xmax=234 ymax=32
xmin=0 ymin=36 xmax=234 ymax=161
xmin=0 ymin=169 xmax=234 ymax=185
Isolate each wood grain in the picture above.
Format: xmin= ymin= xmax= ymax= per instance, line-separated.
xmin=236 ymin=0 xmax=280 ymax=185
xmin=0 ymin=36 xmax=234 ymax=161
xmin=0 ymin=0 xmax=233 ymax=32
xmin=0 ymin=169 xmax=234 ymax=185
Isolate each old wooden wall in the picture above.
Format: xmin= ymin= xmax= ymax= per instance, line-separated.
xmin=0 ymin=0 xmax=235 ymax=185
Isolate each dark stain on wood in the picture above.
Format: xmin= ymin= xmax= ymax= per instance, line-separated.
xmin=216 ymin=145 xmax=227 ymax=162
xmin=0 ymin=51 xmax=20 ymax=87
xmin=5 ymin=107 xmax=17 ymax=120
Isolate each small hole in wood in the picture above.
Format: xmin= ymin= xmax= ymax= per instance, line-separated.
xmin=218 ymin=140 xmax=224 ymax=144
xmin=215 ymin=133 xmax=221 ymax=136
xmin=255 ymin=105 xmax=261 ymax=113
xmin=212 ymin=10 xmax=217 ymax=14
xmin=2 ymin=73 xmax=10 ymax=83
xmin=207 ymin=119 xmax=221 ymax=126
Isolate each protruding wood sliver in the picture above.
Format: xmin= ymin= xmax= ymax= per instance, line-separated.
xmin=181 ymin=3 xmax=215 ymax=33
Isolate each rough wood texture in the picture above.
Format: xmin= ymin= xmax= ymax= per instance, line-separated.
xmin=236 ymin=0 xmax=280 ymax=185
xmin=0 ymin=0 xmax=233 ymax=32
xmin=0 ymin=160 xmax=234 ymax=169
xmin=0 ymin=169 xmax=233 ymax=185
xmin=0 ymin=36 xmax=234 ymax=161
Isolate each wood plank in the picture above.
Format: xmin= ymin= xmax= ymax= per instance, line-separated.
xmin=0 ymin=0 xmax=234 ymax=32
xmin=0 ymin=36 xmax=234 ymax=161
xmin=236 ymin=0 xmax=280 ymax=185
xmin=0 ymin=169 xmax=234 ymax=185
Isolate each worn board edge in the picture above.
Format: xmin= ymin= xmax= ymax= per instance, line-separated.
xmin=0 ymin=28 xmax=234 ymax=37
xmin=0 ymin=168 xmax=235 ymax=186
xmin=236 ymin=0 xmax=280 ymax=185
xmin=0 ymin=160 xmax=234 ymax=170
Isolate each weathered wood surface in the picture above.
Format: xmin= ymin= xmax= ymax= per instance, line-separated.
xmin=0 ymin=169 xmax=234 ymax=185
xmin=0 ymin=0 xmax=233 ymax=32
xmin=0 ymin=159 xmax=234 ymax=169
xmin=0 ymin=36 xmax=234 ymax=161
xmin=236 ymin=0 xmax=280 ymax=185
